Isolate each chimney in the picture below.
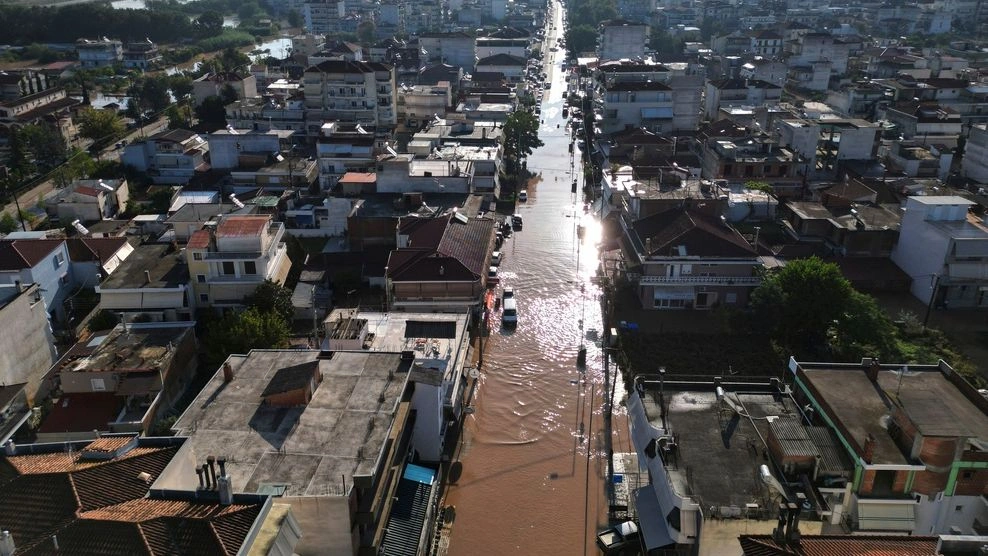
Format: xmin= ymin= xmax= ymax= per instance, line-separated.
xmin=217 ymin=457 xmax=233 ymax=505
xmin=863 ymin=433 xmax=876 ymax=464
xmin=223 ymin=362 xmax=235 ymax=383
xmin=3 ymin=439 xmax=15 ymax=456
xmin=866 ymin=358 xmax=881 ymax=382
xmin=195 ymin=466 xmax=205 ymax=489
xmin=207 ymin=456 xmax=217 ymax=489
xmin=201 ymin=463 xmax=212 ymax=489
xmin=0 ymin=530 xmax=14 ymax=556
xmin=144 ymin=270 xmax=152 ymax=285
xmin=785 ymin=502 xmax=801 ymax=544
xmin=771 ymin=502 xmax=787 ymax=544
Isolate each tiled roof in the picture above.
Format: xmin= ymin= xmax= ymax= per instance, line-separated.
xmin=437 ymin=215 xmax=495 ymax=276
xmin=738 ymin=534 xmax=939 ymax=555
xmin=216 ymin=216 xmax=269 ymax=237
xmin=187 ymin=230 xmax=210 ymax=249
xmin=0 ymin=239 xmax=64 ymax=271
xmin=75 ymin=185 xmax=101 ymax=197
xmin=340 ymin=172 xmax=377 ymax=183
xmin=0 ymin=443 xmax=180 ymax=553
xmin=632 ymin=208 xmax=757 ymax=258
xmin=66 ymin=237 xmax=130 ymax=264
xmin=387 ymin=214 xmax=495 ymax=282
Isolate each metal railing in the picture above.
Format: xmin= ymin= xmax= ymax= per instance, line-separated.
xmin=638 ymin=275 xmax=761 ymax=285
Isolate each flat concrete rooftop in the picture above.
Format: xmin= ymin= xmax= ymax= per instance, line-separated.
xmin=801 ymin=365 xmax=988 ymax=465
xmin=642 ymin=386 xmax=799 ymax=512
xmin=172 ymin=350 xmax=410 ymax=497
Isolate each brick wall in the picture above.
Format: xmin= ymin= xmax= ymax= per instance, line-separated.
xmin=912 ymin=469 xmax=949 ymax=495
xmin=263 ymin=387 xmax=311 ymax=407
xmin=953 ymin=468 xmax=988 ymax=496
xmin=919 ymin=436 xmax=958 ymax=470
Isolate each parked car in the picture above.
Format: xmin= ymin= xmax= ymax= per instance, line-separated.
xmin=518 ymin=189 xmax=528 ymax=202
xmin=491 ymin=251 xmax=503 ymax=265
xmin=502 ymin=296 xmax=518 ymax=326
xmin=487 ymin=266 xmax=500 ymax=287
xmin=595 ymin=521 xmax=640 ymax=554
xmin=502 ymin=287 xmax=514 ymax=301
xmin=512 ymin=214 xmax=523 ymax=228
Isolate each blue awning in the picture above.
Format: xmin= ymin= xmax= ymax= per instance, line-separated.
xmin=634 ymin=487 xmax=676 ymax=550
xmin=403 ymin=463 xmax=436 ymax=485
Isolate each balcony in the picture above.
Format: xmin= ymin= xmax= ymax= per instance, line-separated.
xmin=639 ymin=275 xmax=761 ymax=286
xmin=204 ymin=251 xmax=263 ymax=260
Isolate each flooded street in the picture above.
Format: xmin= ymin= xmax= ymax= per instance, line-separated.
xmin=443 ymin=3 xmax=630 ymax=554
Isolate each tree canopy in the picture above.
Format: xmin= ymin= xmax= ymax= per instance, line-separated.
xmin=245 ymin=280 xmax=295 ymax=324
xmin=77 ymin=109 xmax=124 ymax=145
xmin=566 ymin=0 xmax=616 ymax=28
xmin=565 ymin=25 xmax=598 ymax=56
xmin=502 ymin=110 xmax=543 ymax=163
xmin=204 ymin=307 xmax=290 ymax=365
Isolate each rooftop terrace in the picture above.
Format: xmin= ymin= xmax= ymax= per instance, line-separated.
xmin=172 ymin=350 xmax=410 ymax=498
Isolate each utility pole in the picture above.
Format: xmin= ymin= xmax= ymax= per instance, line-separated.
xmin=923 ymin=273 xmax=941 ymax=329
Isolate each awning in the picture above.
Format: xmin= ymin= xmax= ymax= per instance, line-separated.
xmin=857 ymin=500 xmax=916 ymax=532
xmin=633 ymin=487 xmax=675 ymax=550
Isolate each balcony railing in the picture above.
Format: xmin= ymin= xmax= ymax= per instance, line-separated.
xmin=204 ymin=251 xmax=263 ymax=260
xmin=639 ymin=275 xmax=761 ymax=286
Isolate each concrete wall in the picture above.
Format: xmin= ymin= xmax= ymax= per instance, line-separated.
xmin=891 ymin=198 xmax=953 ymax=304
xmin=0 ymin=285 xmax=56 ymax=404
xmin=281 ymin=495 xmax=355 ymax=556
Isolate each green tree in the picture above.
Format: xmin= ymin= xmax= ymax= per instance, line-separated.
xmin=52 ymin=149 xmax=97 ymax=188
xmin=356 ymin=20 xmax=376 ymax=45
xmin=77 ymin=108 xmax=124 ymax=145
xmin=204 ymin=307 xmax=289 ymax=365
xmin=286 ymin=9 xmax=302 ymax=27
xmin=195 ymin=10 xmax=224 ymax=37
xmin=195 ymin=95 xmax=228 ymax=126
xmin=748 ymin=257 xmax=853 ymax=356
xmin=217 ymin=47 xmax=250 ymax=72
xmin=18 ymin=123 xmax=66 ymax=171
xmin=237 ymin=1 xmax=260 ymax=20
xmin=502 ymin=110 xmax=543 ymax=174
xmin=833 ymin=291 xmax=901 ymax=360
xmin=132 ymin=75 xmax=172 ymax=112
xmin=220 ymin=83 xmax=240 ymax=104
xmin=164 ymin=105 xmax=185 ymax=129
xmin=245 ymin=279 xmax=295 ymax=323
xmin=0 ymin=212 xmax=19 ymax=234
xmin=6 ymin=126 xmax=31 ymax=176
xmin=565 ymin=24 xmax=598 ymax=56
xmin=169 ymin=75 xmax=194 ymax=99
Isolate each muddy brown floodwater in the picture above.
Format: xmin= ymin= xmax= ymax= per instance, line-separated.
xmin=442 ymin=3 xmax=631 ymax=553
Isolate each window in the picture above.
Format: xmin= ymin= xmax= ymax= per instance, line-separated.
xmin=726 ymin=293 xmax=738 ymax=304
xmin=244 ymin=261 xmax=257 ymax=275
xmin=193 ymin=252 xmax=203 ymax=261
xmin=955 ymin=505 xmax=964 ymax=512
xmin=91 ymin=378 xmax=106 ymax=391
xmin=199 ymin=293 xmax=209 ymax=302
xmin=53 ymin=253 xmax=64 ymax=269
xmin=197 ymin=274 xmax=206 ymax=283
xmin=222 ymin=261 xmax=235 ymax=275
xmin=962 ymin=471 xmax=974 ymax=479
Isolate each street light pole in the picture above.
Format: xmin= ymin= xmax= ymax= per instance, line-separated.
xmin=923 ymin=273 xmax=941 ymax=329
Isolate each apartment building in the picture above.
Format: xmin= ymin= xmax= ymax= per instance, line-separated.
xmin=185 ymin=215 xmax=292 ymax=307
xmin=891 ymin=196 xmax=988 ymax=309
xmin=303 ymin=60 xmax=397 ymax=127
